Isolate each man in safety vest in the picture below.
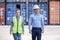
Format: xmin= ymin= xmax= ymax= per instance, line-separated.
xmin=10 ymin=8 xmax=24 ymax=40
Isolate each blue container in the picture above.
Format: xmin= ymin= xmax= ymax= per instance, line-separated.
xmin=39 ymin=4 xmax=48 ymax=24
xmin=21 ymin=4 xmax=26 ymax=24
xmin=6 ymin=4 xmax=16 ymax=25
xmin=28 ymin=4 xmax=34 ymax=21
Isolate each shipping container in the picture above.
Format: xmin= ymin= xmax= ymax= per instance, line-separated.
xmin=28 ymin=4 xmax=48 ymax=25
xmin=0 ymin=3 xmax=5 ymax=25
xmin=6 ymin=4 xmax=16 ymax=25
xmin=59 ymin=2 xmax=60 ymax=24
xmin=0 ymin=0 xmax=5 ymax=2
xmin=7 ymin=0 xmax=26 ymax=2
xmin=39 ymin=4 xmax=48 ymax=24
xmin=28 ymin=4 xmax=33 ymax=20
xmin=21 ymin=4 xmax=26 ymax=24
xmin=49 ymin=1 xmax=60 ymax=24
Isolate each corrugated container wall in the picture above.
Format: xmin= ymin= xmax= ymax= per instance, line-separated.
xmin=0 ymin=3 xmax=5 ymax=25
xmin=6 ymin=4 xmax=16 ymax=25
xmin=21 ymin=4 xmax=26 ymax=24
xmin=49 ymin=1 xmax=60 ymax=24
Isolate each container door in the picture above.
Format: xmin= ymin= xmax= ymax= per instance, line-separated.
xmin=28 ymin=4 xmax=33 ymax=21
xmin=21 ymin=4 xmax=26 ymax=24
xmin=6 ymin=4 xmax=16 ymax=25
xmin=39 ymin=4 xmax=48 ymax=25
xmin=49 ymin=1 xmax=59 ymax=24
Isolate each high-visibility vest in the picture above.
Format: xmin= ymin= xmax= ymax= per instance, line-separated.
xmin=12 ymin=16 xmax=23 ymax=34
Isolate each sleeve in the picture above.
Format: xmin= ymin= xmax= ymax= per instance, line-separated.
xmin=10 ymin=18 xmax=13 ymax=33
xmin=28 ymin=15 xmax=32 ymax=31
xmin=22 ymin=17 xmax=24 ymax=32
xmin=41 ymin=15 xmax=44 ymax=32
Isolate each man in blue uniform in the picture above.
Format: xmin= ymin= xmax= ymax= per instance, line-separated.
xmin=29 ymin=5 xmax=44 ymax=40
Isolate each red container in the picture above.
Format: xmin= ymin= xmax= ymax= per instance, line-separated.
xmin=59 ymin=2 xmax=60 ymax=24
xmin=0 ymin=3 xmax=5 ymax=25
xmin=49 ymin=1 xmax=59 ymax=24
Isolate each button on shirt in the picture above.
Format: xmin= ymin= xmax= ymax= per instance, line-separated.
xmin=29 ymin=13 xmax=44 ymax=31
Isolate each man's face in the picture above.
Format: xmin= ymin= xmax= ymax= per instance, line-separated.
xmin=34 ymin=9 xmax=39 ymax=14
xmin=16 ymin=10 xmax=20 ymax=16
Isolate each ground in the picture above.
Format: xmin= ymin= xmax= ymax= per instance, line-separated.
xmin=0 ymin=25 xmax=60 ymax=40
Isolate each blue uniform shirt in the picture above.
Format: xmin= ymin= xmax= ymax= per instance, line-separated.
xmin=29 ymin=13 xmax=44 ymax=32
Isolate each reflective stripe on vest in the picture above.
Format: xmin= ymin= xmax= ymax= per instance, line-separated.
xmin=12 ymin=16 xmax=23 ymax=34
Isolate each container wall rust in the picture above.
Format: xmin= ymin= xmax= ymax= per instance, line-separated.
xmin=0 ymin=3 xmax=5 ymax=25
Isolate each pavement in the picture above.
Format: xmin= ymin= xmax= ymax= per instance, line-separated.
xmin=0 ymin=25 xmax=60 ymax=40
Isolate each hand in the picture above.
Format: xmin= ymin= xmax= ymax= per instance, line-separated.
xmin=42 ymin=31 xmax=44 ymax=33
xmin=10 ymin=32 xmax=12 ymax=35
xmin=29 ymin=30 xmax=32 ymax=34
xmin=22 ymin=32 xmax=24 ymax=34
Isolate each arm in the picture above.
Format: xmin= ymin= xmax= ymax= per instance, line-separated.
xmin=10 ymin=17 xmax=13 ymax=34
xmin=41 ymin=15 xmax=44 ymax=33
xmin=10 ymin=20 xmax=13 ymax=34
xmin=28 ymin=15 xmax=32 ymax=32
xmin=22 ymin=17 xmax=24 ymax=32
